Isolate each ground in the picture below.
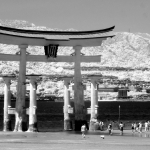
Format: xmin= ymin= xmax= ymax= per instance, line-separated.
xmin=0 ymin=130 xmax=150 ymax=150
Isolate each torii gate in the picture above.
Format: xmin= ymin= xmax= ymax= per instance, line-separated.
xmin=0 ymin=25 xmax=115 ymax=131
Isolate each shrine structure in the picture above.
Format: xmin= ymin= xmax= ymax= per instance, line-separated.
xmin=0 ymin=25 xmax=115 ymax=131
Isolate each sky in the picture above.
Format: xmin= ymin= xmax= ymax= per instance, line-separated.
xmin=0 ymin=0 xmax=150 ymax=33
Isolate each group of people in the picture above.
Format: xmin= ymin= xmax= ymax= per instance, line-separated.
xmin=131 ymin=121 xmax=150 ymax=133
xmin=81 ymin=121 xmax=104 ymax=138
xmin=81 ymin=121 xmax=124 ymax=138
xmin=81 ymin=121 xmax=150 ymax=138
xmin=94 ymin=120 xmax=104 ymax=131
xmin=108 ymin=122 xmax=124 ymax=135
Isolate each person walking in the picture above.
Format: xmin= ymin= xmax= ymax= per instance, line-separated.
xmin=119 ymin=122 xmax=124 ymax=135
xmin=81 ymin=124 xmax=87 ymax=138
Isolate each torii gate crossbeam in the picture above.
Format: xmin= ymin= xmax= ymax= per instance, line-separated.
xmin=0 ymin=54 xmax=101 ymax=62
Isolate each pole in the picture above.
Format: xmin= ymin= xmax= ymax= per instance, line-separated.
xmin=118 ymin=105 xmax=120 ymax=123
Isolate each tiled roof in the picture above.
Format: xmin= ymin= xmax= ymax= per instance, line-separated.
xmin=0 ymin=26 xmax=115 ymax=40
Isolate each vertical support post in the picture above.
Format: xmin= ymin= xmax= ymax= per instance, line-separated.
xmin=95 ymin=90 xmax=98 ymax=106
xmin=118 ymin=105 xmax=120 ymax=123
xmin=14 ymin=44 xmax=28 ymax=132
xmin=3 ymin=78 xmax=12 ymax=131
xmin=73 ymin=45 xmax=87 ymax=131
xmin=64 ymin=78 xmax=72 ymax=130
xmin=89 ymin=78 xmax=98 ymax=131
xmin=28 ymin=76 xmax=38 ymax=132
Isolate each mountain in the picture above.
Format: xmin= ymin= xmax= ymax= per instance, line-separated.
xmin=0 ymin=20 xmax=150 ymax=83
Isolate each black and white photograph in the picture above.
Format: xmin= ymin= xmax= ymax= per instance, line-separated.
xmin=0 ymin=0 xmax=150 ymax=149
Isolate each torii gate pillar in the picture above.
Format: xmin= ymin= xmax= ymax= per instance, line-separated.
xmin=73 ymin=46 xmax=87 ymax=131
xmin=63 ymin=78 xmax=72 ymax=130
xmin=14 ymin=45 xmax=28 ymax=132
xmin=3 ymin=77 xmax=12 ymax=131
xmin=27 ymin=76 xmax=38 ymax=132
xmin=89 ymin=77 xmax=99 ymax=131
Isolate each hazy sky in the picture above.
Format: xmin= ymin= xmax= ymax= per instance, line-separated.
xmin=0 ymin=0 xmax=150 ymax=33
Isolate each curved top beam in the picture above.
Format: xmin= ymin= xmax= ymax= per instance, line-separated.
xmin=0 ymin=25 xmax=115 ymax=35
xmin=0 ymin=25 xmax=115 ymax=46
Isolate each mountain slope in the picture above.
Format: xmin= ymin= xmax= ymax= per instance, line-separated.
xmin=0 ymin=20 xmax=150 ymax=82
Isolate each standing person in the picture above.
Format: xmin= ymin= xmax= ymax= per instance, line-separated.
xmin=138 ymin=122 xmax=142 ymax=133
xmin=144 ymin=121 xmax=148 ymax=132
xmin=107 ymin=123 xmax=113 ymax=135
xmin=99 ymin=121 xmax=104 ymax=131
xmin=94 ymin=120 xmax=99 ymax=131
xmin=133 ymin=122 xmax=137 ymax=132
xmin=81 ymin=124 xmax=87 ymax=138
xmin=147 ymin=121 xmax=150 ymax=131
xmin=119 ymin=122 xmax=124 ymax=135
xmin=136 ymin=122 xmax=139 ymax=132
xmin=131 ymin=123 xmax=134 ymax=133
xmin=101 ymin=121 xmax=104 ymax=131
xmin=99 ymin=121 xmax=102 ymax=130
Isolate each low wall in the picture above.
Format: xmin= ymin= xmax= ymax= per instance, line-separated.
xmin=0 ymin=101 xmax=150 ymax=131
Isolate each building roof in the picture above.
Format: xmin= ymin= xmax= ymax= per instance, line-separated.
xmin=0 ymin=25 xmax=115 ymax=47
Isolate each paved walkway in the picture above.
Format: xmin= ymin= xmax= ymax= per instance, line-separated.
xmin=0 ymin=130 xmax=150 ymax=150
